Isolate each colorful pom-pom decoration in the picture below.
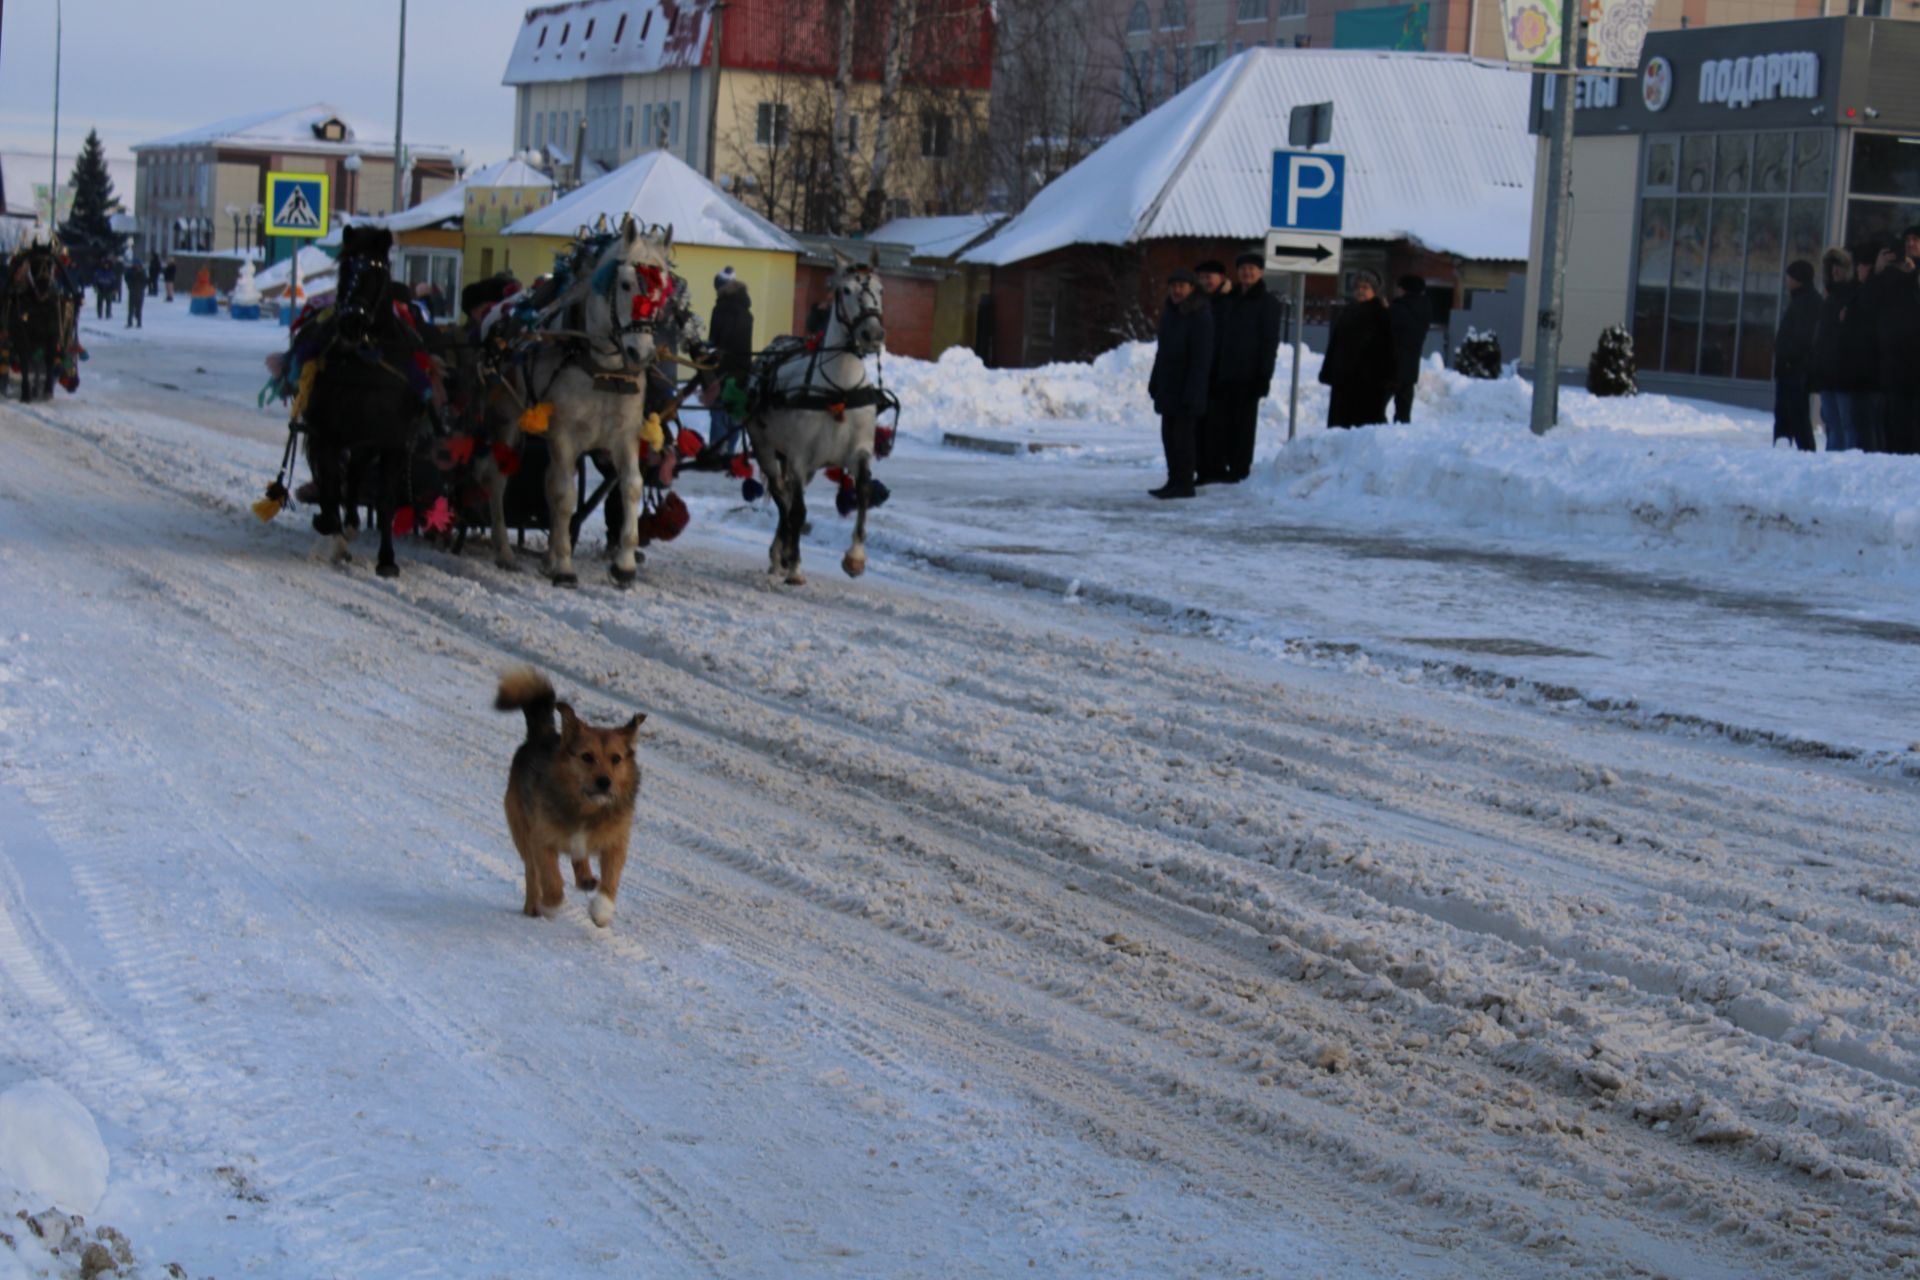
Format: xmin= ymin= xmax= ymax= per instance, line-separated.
xmin=742 ymin=476 xmax=764 ymax=503
xmin=518 ymin=402 xmax=553 ymax=435
xmin=640 ymin=413 xmax=666 ymax=453
xmin=251 ymin=479 xmax=290 ymax=523
xmin=675 ymin=427 xmax=704 ymax=460
xmin=875 ymin=426 xmax=896 ymax=458
xmin=728 ymin=454 xmax=754 ymax=480
xmin=391 ymin=506 xmax=417 ymax=537
xmin=423 ymin=497 xmax=454 ymax=534
xmin=492 ymin=442 xmax=522 ymax=476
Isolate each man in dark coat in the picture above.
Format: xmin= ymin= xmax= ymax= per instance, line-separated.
xmin=1193 ymin=258 xmax=1232 ymax=482
xmin=1206 ymin=251 xmax=1283 ymax=482
xmin=706 ymin=267 xmax=755 ymax=451
xmin=1808 ymin=248 xmax=1857 ymax=451
xmin=1773 ymin=259 xmax=1820 ymax=451
xmin=162 ymin=258 xmax=177 ymax=302
xmin=123 ymin=257 xmax=148 ymax=328
xmin=147 ymin=250 xmax=162 ymax=297
xmin=1388 ymin=275 xmax=1432 ymax=424
xmin=93 ymin=259 xmax=119 ymax=319
xmin=1844 ymin=247 xmax=1885 ymax=451
xmin=1875 ymin=227 xmax=1920 ymax=456
xmin=1147 ymin=268 xmax=1213 ymax=500
xmin=1319 ymin=270 xmax=1395 ymax=428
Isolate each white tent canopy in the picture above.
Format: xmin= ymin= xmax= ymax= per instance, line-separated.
xmin=964 ymin=48 xmax=1535 ymax=267
xmin=501 ymin=149 xmax=800 ymax=252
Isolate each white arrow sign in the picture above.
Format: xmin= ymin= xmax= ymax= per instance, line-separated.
xmin=1264 ymin=229 xmax=1343 ymax=277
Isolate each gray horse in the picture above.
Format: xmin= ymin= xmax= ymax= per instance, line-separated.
xmin=479 ymin=216 xmax=671 ymax=587
xmin=747 ymin=253 xmax=886 ymax=585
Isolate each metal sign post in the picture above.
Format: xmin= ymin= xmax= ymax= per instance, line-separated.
xmin=1272 ymin=118 xmax=1343 ymax=442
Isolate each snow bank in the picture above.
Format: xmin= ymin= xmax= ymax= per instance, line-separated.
xmin=883 ymin=341 xmax=1920 ymax=575
xmin=0 ymin=1081 xmax=108 ymax=1216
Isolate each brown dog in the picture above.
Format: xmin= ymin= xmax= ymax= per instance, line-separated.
xmin=494 ymin=669 xmax=644 ymax=927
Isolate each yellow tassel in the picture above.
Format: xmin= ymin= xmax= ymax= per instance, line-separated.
xmin=519 ymin=402 xmax=554 ymax=435
xmin=251 ymin=496 xmax=284 ymax=523
xmin=290 ymin=360 xmax=322 ymax=421
xmin=640 ymin=412 xmax=666 ymax=452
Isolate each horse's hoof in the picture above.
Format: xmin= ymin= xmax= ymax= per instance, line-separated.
xmin=494 ymin=557 xmax=517 ymax=573
xmin=376 ymin=562 xmax=399 ymax=579
xmin=610 ymin=565 xmax=637 ymax=588
xmin=784 ymin=571 xmax=807 ymax=587
xmin=550 ymin=572 xmax=579 ymax=588
xmin=312 ymin=512 xmax=340 ymax=536
xmin=842 ymin=551 xmax=867 ymax=578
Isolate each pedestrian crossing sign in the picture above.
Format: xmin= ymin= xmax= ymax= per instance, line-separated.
xmin=265 ymin=171 xmax=330 ymax=238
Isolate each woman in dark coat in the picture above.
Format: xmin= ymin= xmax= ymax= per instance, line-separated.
xmin=1319 ymin=271 xmax=1395 ymax=428
xmin=1147 ymin=268 xmax=1213 ymax=499
xmin=1807 ymin=247 xmax=1858 ymax=451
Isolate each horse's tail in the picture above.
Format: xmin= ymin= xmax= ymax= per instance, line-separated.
xmin=495 ymin=667 xmax=556 ymax=742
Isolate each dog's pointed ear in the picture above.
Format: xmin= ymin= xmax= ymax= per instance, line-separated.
xmin=621 ymin=713 xmax=646 ymax=740
xmin=556 ymin=701 xmax=580 ymax=740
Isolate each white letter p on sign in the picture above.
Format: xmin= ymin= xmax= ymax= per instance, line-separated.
xmin=1288 ymin=156 xmax=1335 ymax=227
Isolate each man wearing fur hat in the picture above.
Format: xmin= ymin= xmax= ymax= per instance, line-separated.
xmin=1148 ymin=268 xmax=1213 ymax=499
xmin=1204 ymin=251 xmax=1284 ymax=483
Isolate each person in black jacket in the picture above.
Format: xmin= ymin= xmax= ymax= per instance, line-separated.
xmin=1147 ymin=269 xmax=1213 ymax=500
xmin=707 ymin=267 xmax=754 ymax=451
xmin=1205 ymin=251 xmax=1283 ymax=482
xmin=1843 ymin=247 xmax=1886 ymax=451
xmin=123 ymin=258 xmax=148 ymax=328
xmin=1807 ymin=248 xmax=1857 ymax=451
xmin=1319 ymin=271 xmax=1395 ymax=428
xmin=1875 ymin=226 xmax=1920 ymax=456
xmin=1193 ymin=259 xmax=1231 ymax=482
xmin=1388 ymin=275 xmax=1432 ymax=424
xmin=147 ymin=250 xmax=162 ymax=297
xmin=1773 ymin=259 xmax=1820 ymax=451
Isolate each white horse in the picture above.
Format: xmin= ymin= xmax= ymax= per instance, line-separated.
xmin=747 ymin=252 xmax=886 ymax=586
xmin=482 ymin=216 xmax=670 ymax=587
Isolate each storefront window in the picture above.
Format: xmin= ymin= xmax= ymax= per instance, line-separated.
xmin=1754 ymin=133 xmax=1790 ymax=193
xmin=1634 ymin=130 xmax=1832 ymax=382
xmin=1844 ymin=133 xmax=1920 ymax=253
xmin=1716 ymin=135 xmax=1751 ymax=194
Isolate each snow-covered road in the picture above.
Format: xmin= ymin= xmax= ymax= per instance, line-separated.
xmin=2 ymin=307 xmax=1917 ymax=1278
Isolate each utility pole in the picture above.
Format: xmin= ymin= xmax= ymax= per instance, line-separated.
xmin=49 ymin=0 xmax=62 ymax=226
xmin=1528 ymin=0 xmax=1579 ymax=435
xmin=704 ymin=2 xmax=727 ymax=180
xmin=391 ymin=0 xmax=408 ymax=213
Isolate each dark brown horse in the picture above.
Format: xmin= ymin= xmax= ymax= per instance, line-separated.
xmin=299 ymin=226 xmax=435 ymax=578
xmin=5 ymin=250 xmax=71 ymax=403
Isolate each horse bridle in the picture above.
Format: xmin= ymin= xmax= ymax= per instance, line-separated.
xmin=587 ymin=257 xmax=664 ymax=374
xmin=334 ymin=251 xmax=391 ymax=344
xmin=833 ymin=268 xmax=884 ymax=354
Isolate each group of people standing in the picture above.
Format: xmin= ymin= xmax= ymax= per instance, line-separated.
xmin=86 ymin=250 xmax=176 ymax=329
xmin=1149 ymin=256 xmax=1435 ymax=497
xmin=1773 ymin=224 xmax=1920 ymax=454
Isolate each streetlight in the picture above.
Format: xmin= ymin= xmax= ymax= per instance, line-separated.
xmin=225 ymin=203 xmax=241 ymax=252
xmin=250 ymin=203 xmax=263 ymax=256
xmin=49 ymin=0 xmax=62 ymax=229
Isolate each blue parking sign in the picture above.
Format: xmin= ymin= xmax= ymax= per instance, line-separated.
xmin=265 ymin=171 xmax=330 ymax=238
xmin=1271 ymin=151 xmax=1344 ymax=233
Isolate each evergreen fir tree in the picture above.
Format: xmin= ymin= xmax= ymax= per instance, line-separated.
xmin=59 ymin=129 xmax=121 ymax=264
xmin=1454 ymin=327 xmax=1503 ymax=380
xmin=1586 ymin=324 xmax=1638 ymax=397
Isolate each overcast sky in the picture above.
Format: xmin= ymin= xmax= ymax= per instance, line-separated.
xmin=1 ymin=0 xmax=538 ymax=175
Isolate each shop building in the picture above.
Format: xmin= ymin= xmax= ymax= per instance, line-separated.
xmin=1524 ymin=16 xmax=1920 ymax=405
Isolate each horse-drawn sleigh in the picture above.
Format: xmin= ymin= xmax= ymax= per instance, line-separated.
xmin=255 ymin=215 xmax=898 ymax=588
xmin=2 ymin=227 xmax=84 ymax=403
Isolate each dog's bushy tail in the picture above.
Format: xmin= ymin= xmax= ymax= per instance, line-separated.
xmin=495 ymin=667 xmax=556 ymax=742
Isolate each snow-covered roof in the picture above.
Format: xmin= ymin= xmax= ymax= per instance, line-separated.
xmin=964 ymin=49 xmax=1535 ymax=266
xmin=464 ymin=156 xmax=554 ymax=189
xmin=866 ymin=214 xmax=1006 ymax=260
xmin=133 ymin=103 xmax=458 ymax=161
xmin=502 ymin=148 xmax=800 ymax=252
xmin=350 ymin=182 xmax=468 ymax=232
xmin=253 ymin=244 xmax=339 ymax=296
xmin=503 ymin=1 xmax=714 ymax=87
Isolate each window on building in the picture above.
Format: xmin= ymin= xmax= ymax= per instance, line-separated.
xmin=1237 ymin=0 xmax=1267 ymax=18
xmin=1161 ymin=0 xmax=1186 ymax=28
xmin=671 ymin=102 xmax=682 ymax=147
xmin=756 ymin=102 xmax=790 ymax=148
xmin=920 ymin=112 xmax=953 ymax=158
xmin=1632 ymin=130 xmax=1830 ymax=382
xmin=1844 ymin=132 xmax=1920 ymax=252
xmin=844 ymin=113 xmax=860 ymax=153
xmin=1127 ymin=1 xmax=1150 ymax=32
xmin=537 ymin=25 xmax=548 ymax=47
xmin=625 ymin=105 xmax=635 ymax=148
xmin=584 ymin=18 xmax=595 ymax=40
xmin=1171 ymin=45 xmax=1188 ymax=89
xmin=1194 ymin=43 xmax=1222 ymax=75
xmin=614 ymin=14 xmax=627 ymax=43
xmin=1294 ymin=33 xmax=1311 ymax=46
xmin=641 ymin=12 xmax=653 ymax=40
xmin=559 ymin=22 xmax=570 ymax=44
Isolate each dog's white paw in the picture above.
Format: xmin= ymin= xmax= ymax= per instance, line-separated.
xmin=589 ymin=892 xmax=615 ymax=928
